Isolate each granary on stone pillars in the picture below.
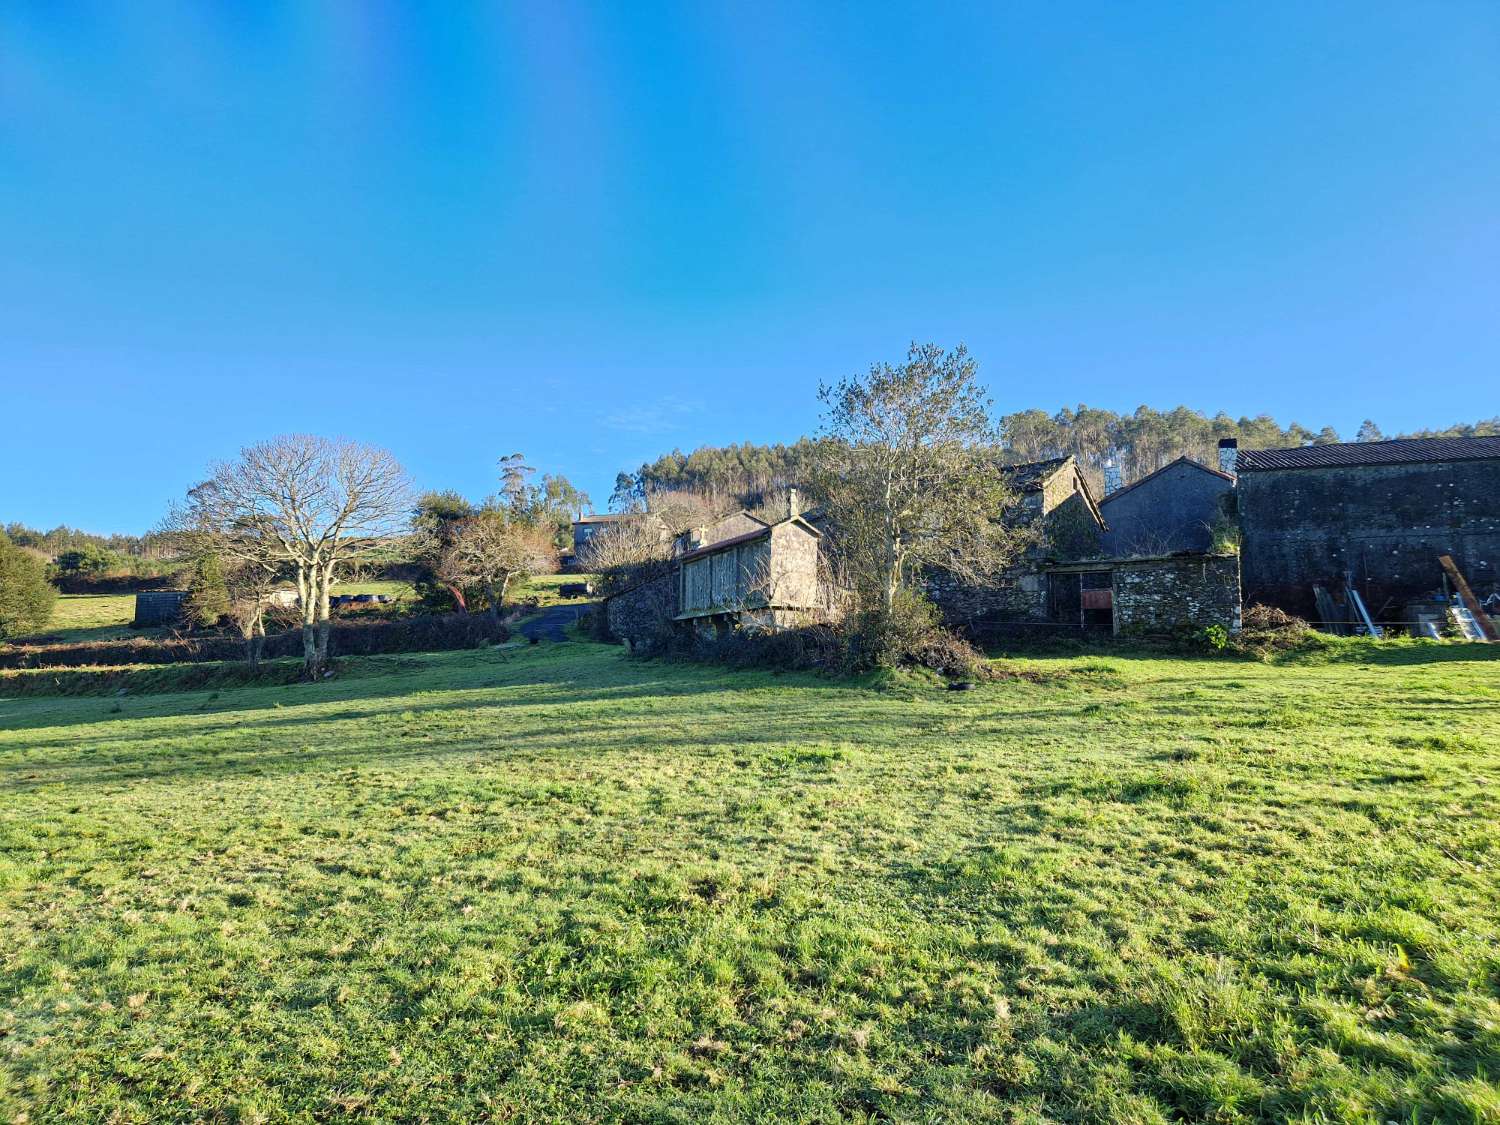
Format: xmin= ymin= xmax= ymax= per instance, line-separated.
xmin=674 ymin=491 xmax=829 ymax=635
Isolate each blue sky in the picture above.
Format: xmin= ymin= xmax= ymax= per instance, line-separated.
xmin=3 ymin=3 xmax=1498 ymax=533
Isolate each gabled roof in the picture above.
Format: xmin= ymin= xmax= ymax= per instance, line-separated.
xmin=998 ymin=456 xmax=1072 ymax=492
xmin=676 ymin=515 xmax=821 ymax=564
xmin=1101 ymin=456 xmax=1235 ymax=505
xmin=573 ymin=512 xmax=634 ymax=525
xmin=998 ymin=454 xmax=1106 ymax=529
xmin=1237 ymin=436 xmax=1500 ymax=472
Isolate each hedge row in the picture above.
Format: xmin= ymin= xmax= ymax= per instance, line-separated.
xmin=0 ymin=612 xmax=508 ymax=669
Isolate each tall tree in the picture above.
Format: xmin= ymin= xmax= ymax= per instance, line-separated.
xmin=1356 ymin=419 xmax=1386 ymax=443
xmin=190 ymin=435 xmax=410 ymax=678
xmin=815 ymin=343 xmax=1032 ymax=615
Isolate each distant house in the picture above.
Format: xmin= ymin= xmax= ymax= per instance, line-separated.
xmin=1100 ymin=455 xmax=1236 ymax=557
xmin=571 ymin=513 xmax=634 ymax=557
xmin=671 ymin=510 xmax=768 ymax=558
xmin=1237 ymin=435 xmax=1500 ymax=620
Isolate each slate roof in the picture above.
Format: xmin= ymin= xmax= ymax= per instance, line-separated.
xmin=676 ymin=515 xmax=821 ymax=564
xmin=1237 ymin=436 xmax=1500 ymax=472
xmin=998 ymin=456 xmax=1071 ymax=491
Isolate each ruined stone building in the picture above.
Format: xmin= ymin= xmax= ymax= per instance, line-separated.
xmin=928 ymin=454 xmax=1242 ymax=638
xmin=1237 ymin=435 xmax=1500 ymax=621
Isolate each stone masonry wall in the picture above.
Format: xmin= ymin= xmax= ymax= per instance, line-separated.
xmin=603 ymin=573 xmax=677 ymax=653
xmin=1110 ymin=555 xmax=1241 ymax=634
xmin=926 ymin=568 xmax=1048 ymax=640
xmin=1239 ymin=459 xmax=1500 ymax=618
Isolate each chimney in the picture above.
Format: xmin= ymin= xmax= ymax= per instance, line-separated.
xmin=1102 ymin=458 xmax=1122 ymax=496
xmin=1218 ymin=438 xmax=1238 ymax=476
xmin=787 ymin=487 xmax=800 ymax=519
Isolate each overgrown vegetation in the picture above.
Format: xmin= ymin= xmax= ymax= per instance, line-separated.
xmin=2 ymin=640 xmax=1497 ymax=1121
xmin=0 ymin=611 xmax=505 ymax=671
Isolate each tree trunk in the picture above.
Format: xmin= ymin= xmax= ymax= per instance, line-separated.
xmin=299 ymin=563 xmax=322 ymax=679
xmin=444 ymin=583 xmax=468 ymax=613
xmin=485 ymin=574 xmax=510 ymax=622
xmin=245 ymin=614 xmax=265 ymax=671
xmin=314 ymin=565 xmax=334 ymax=674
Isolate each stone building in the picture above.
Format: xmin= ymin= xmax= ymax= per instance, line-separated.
xmin=1237 ymin=436 xmax=1500 ymax=621
xmin=927 ymin=455 xmax=1105 ymax=633
xmin=675 ymin=513 xmax=827 ymax=633
xmin=1043 ymin=554 xmax=1241 ymax=634
xmin=1099 ymin=455 xmax=1236 ymax=557
xmin=929 ymin=453 xmax=1242 ymax=638
xmin=132 ymin=590 xmax=187 ymax=627
xmin=602 ymin=494 xmax=832 ymax=649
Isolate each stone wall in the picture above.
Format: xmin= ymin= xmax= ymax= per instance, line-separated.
xmin=1109 ymin=555 xmax=1241 ymax=634
xmin=603 ymin=573 xmax=677 ymax=653
xmin=926 ymin=569 xmax=1048 ymax=640
xmin=1239 ymin=459 xmax=1500 ymax=618
xmin=1100 ymin=461 xmax=1234 ymax=556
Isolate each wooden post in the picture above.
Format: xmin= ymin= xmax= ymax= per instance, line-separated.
xmin=1439 ymin=555 xmax=1499 ymax=641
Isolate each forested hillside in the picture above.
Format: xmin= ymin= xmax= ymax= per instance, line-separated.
xmin=612 ymin=407 xmax=1500 ymax=507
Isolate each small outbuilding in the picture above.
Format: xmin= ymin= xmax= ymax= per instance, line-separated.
xmin=132 ymin=590 xmax=187 ymax=627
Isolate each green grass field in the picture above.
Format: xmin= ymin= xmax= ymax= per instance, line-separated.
xmin=1 ymin=641 xmax=1497 ymax=1122
xmin=25 ymin=592 xmax=145 ymax=643
xmin=518 ymin=572 xmax=599 ymax=607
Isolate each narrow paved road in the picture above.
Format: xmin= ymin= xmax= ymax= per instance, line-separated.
xmin=517 ymin=603 xmax=593 ymax=643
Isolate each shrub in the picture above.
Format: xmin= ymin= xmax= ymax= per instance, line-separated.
xmin=0 ymin=612 xmax=507 ymax=669
xmin=53 ymin=544 xmax=129 ymax=575
xmin=0 ymin=536 xmax=58 ymax=640
xmin=184 ymin=554 xmax=230 ymax=628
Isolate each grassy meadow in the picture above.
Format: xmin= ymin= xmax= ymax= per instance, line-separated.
xmin=28 ymin=592 xmax=145 ymax=643
xmin=1 ymin=640 xmax=1497 ymax=1122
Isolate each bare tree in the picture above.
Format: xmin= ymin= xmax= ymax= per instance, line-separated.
xmin=221 ymin=556 xmax=282 ymax=669
xmin=441 ymin=513 xmax=557 ymax=620
xmin=191 ymin=435 xmax=411 ymax=678
xmin=815 ymin=343 xmax=1035 ymax=616
xmin=161 ymin=483 xmax=285 ymax=669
